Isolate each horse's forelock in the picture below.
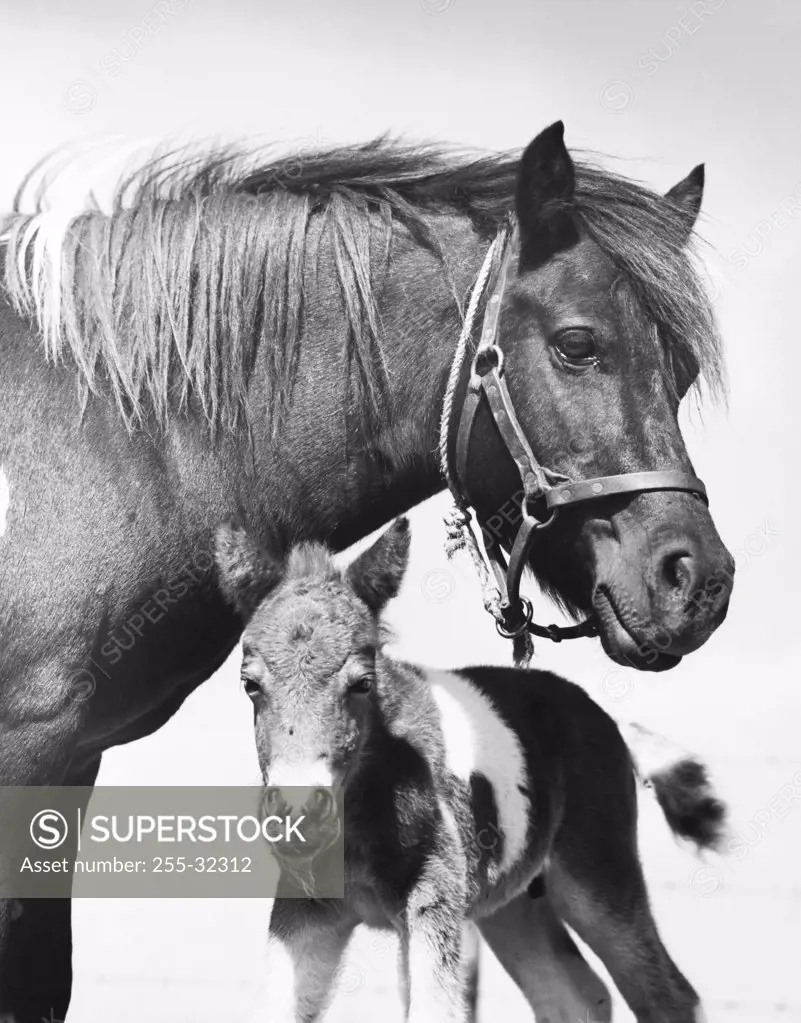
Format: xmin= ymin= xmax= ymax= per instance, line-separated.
xmin=572 ymin=159 xmax=725 ymax=403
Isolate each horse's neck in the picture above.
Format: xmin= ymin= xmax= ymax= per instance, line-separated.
xmin=2 ymin=205 xmax=488 ymax=556
xmin=258 ymin=215 xmax=487 ymax=552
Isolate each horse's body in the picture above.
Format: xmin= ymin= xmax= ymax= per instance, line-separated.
xmin=0 ymin=123 xmax=733 ymax=1019
xmin=217 ymin=517 xmax=725 ymax=1023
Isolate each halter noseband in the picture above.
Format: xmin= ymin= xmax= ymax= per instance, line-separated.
xmin=440 ymin=224 xmax=708 ymax=663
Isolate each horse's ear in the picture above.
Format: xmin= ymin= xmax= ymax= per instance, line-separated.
xmin=215 ymin=520 xmax=283 ymax=621
xmin=515 ymin=120 xmax=580 ymax=267
xmin=346 ymin=517 xmax=411 ymax=615
xmin=666 ymin=164 xmax=704 ymax=241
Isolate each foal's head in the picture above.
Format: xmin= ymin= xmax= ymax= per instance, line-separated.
xmin=215 ymin=518 xmax=410 ymax=804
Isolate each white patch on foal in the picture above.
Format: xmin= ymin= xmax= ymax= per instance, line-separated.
xmin=428 ymin=670 xmax=529 ymax=874
xmin=0 ymin=467 xmax=10 ymax=537
xmin=267 ymin=758 xmax=334 ymax=789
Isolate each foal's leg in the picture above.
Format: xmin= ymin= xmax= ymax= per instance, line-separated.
xmin=478 ymin=889 xmax=612 ymax=1023
xmin=404 ymin=922 xmax=478 ymax=1021
xmin=545 ymin=758 xmax=704 ymax=1023
xmin=546 ymin=854 xmax=702 ymax=1023
xmin=462 ymin=922 xmax=480 ymax=1022
xmin=401 ymin=921 xmax=479 ymax=1021
xmin=402 ymin=852 xmax=468 ymax=1023
xmin=264 ymin=899 xmax=358 ymax=1023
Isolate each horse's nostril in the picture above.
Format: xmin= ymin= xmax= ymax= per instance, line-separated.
xmin=661 ymin=549 xmax=693 ymax=594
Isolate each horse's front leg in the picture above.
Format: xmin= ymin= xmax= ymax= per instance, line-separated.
xmin=0 ymin=739 xmax=101 ymax=1023
xmin=261 ymin=899 xmax=357 ymax=1023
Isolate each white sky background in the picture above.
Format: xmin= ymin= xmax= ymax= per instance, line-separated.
xmin=1 ymin=0 xmax=799 ymax=1019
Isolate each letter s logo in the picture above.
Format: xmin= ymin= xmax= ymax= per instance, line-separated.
xmin=30 ymin=809 xmax=69 ymax=849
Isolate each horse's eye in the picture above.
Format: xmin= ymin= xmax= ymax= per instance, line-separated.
xmin=554 ymin=328 xmax=597 ymax=365
xmin=349 ymin=674 xmax=374 ymax=695
xmin=243 ymin=677 xmax=261 ymax=698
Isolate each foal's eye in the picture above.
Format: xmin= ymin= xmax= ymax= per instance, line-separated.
xmin=553 ymin=328 xmax=597 ymax=366
xmin=243 ymin=677 xmax=261 ymax=698
xmin=348 ymin=674 xmax=374 ymax=695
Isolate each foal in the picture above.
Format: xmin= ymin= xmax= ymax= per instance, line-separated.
xmin=215 ymin=517 xmax=725 ymax=1023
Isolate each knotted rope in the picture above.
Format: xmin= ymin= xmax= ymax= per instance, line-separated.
xmin=437 ymin=231 xmax=534 ymax=667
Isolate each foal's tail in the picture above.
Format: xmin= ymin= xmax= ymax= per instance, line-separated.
xmin=618 ymin=721 xmax=727 ymax=852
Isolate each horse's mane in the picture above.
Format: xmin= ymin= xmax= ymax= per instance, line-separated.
xmin=0 ymin=136 xmax=723 ymax=432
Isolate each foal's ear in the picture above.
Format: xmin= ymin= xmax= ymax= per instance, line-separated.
xmin=346 ymin=517 xmax=411 ymax=615
xmin=215 ymin=521 xmax=283 ymax=621
xmin=665 ymin=164 xmax=704 ymax=241
xmin=516 ymin=120 xmax=580 ymax=267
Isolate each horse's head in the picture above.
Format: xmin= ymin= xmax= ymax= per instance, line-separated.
xmin=214 ymin=518 xmax=410 ymax=826
xmin=462 ymin=122 xmax=733 ymax=671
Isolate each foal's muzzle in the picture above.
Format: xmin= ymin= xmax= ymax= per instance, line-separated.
xmin=263 ymin=785 xmax=333 ymax=815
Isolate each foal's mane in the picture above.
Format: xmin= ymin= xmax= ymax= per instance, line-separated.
xmin=0 ymin=136 xmax=723 ymax=432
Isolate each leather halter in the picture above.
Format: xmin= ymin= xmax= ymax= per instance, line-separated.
xmin=447 ymin=226 xmax=708 ymax=647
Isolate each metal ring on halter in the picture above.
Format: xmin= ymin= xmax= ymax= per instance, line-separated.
xmin=529 ymin=501 xmax=559 ymax=531
xmin=496 ymin=596 xmax=534 ymax=639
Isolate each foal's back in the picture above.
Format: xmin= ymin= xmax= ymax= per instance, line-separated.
xmin=359 ymin=657 xmax=636 ymax=918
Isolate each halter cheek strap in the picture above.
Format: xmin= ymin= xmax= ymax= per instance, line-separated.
xmin=439 ymin=224 xmax=708 ymax=665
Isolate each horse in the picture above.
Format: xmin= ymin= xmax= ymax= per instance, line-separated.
xmin=0 ymin=120 xmax=734 ymax=1020
xmin=214 ymin=515 xmax=726 ymax=1022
